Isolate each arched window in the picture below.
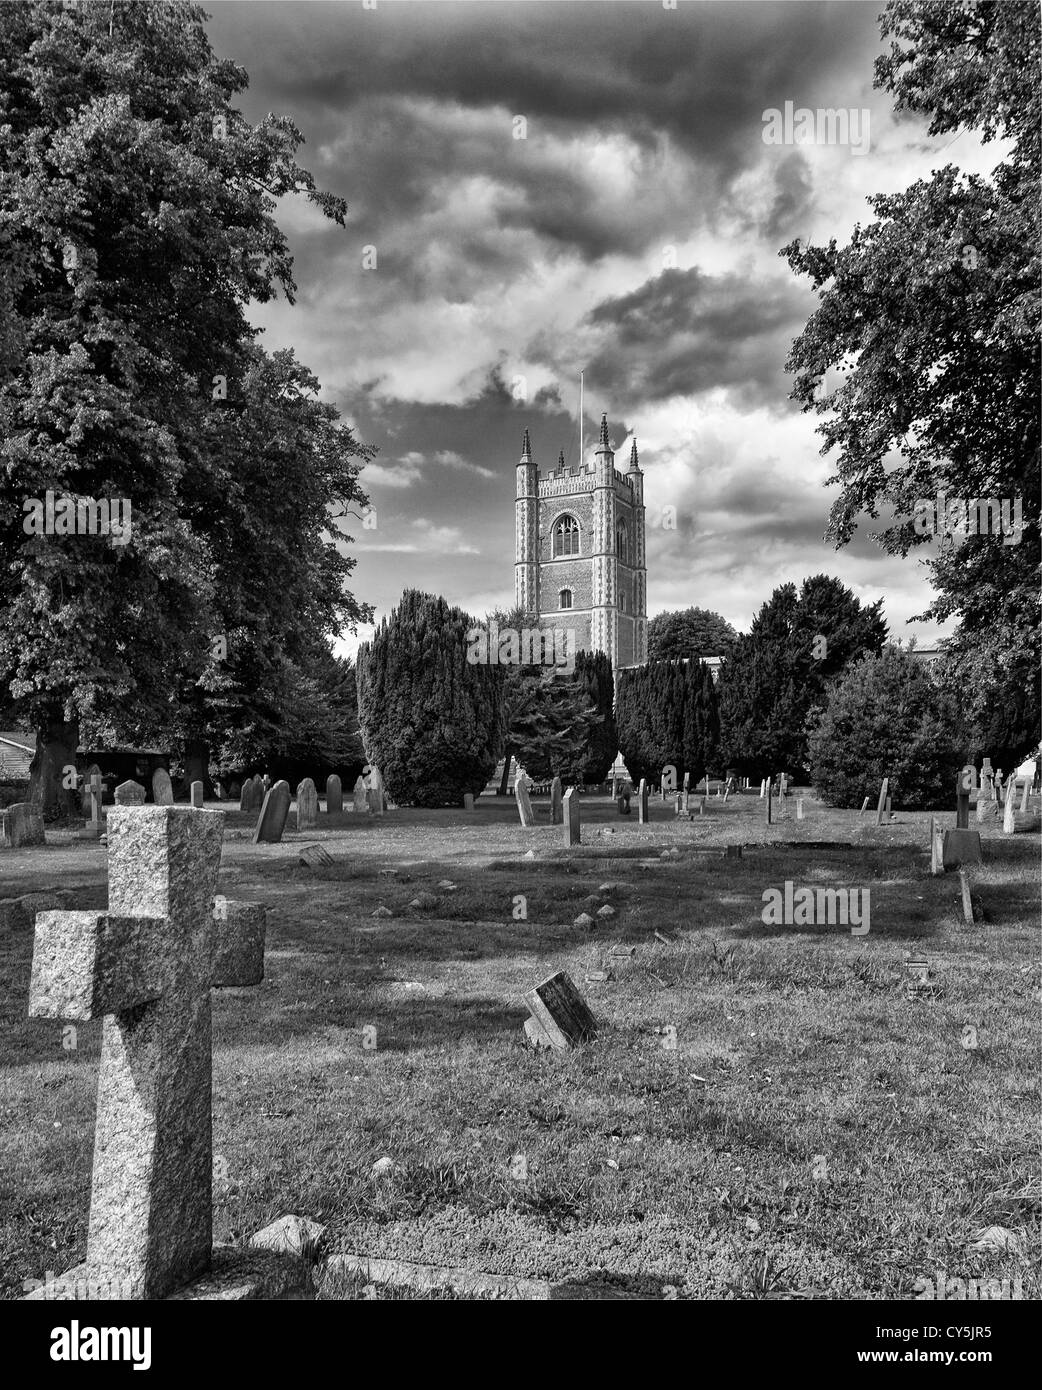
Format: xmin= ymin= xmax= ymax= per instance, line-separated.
xmin=616 ymin=519 xmax=628 ymax=564
xmin=559 ymin=588 xmax=573 ymax=610
xmin=553 ymin=515 xmax=580 ymax=557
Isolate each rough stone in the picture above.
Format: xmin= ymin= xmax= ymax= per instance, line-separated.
xmin=595 ymin=904 xmax=616 ymax=920
xmin=114 ymin=780 xmax=146 ymax=806
xmin=152 ymin=767 xmax=174 ymax=806
xmin=249 ymin=1215 xmax=326 ymax=1258
xmin=573 ymin=912 xmax=595 ymax=929
xmin=26 ymin=806 xmax=266 ymax=1299
xmin=299 ymin=844 xmax=334 ymax=868
xmin=296 ymin=777 xmax=319 ymax=832
xmin=253 ymin=781 xmax=291 ymax=844
xmin=325 ymin=774 xmax=343 ymax=815
xmin=371 ymin=906 xmax=394 ymax=919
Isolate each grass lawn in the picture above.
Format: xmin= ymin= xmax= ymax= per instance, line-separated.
xmin=1 ymin=789 xmax=1038 ymax=1300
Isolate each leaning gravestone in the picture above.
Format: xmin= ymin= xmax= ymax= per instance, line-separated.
xmin=152 ymin=767 xmax=174 ymax=807
xmin=353 ymin=776 xmax=367 ymax=812
xmin=26 ymin=806 xmax=270 ymax=1299
xmin=0 ymin=802 xmax=45 ymax=849
xmin=875 ymin=777 xmax=889 ymax=827
xmin=190 ymin=781 xmax=204 ymax=808
xmin=522 ymin=970 xmax=597 ymax=1049
xmin=515 ymin=771 xmax=535 ymax=828
xmin=550 ymin=776 xmax=563 ymax=825
xmin=563 ymin=786 xmax=580 ymax=846
xmin=114 ymin=780 xmax=146 ymax=806
xmin=326 ymin=774 xmax=343 ymax=815
xmin=637 ymin=779 xmax=649 ymax=824
xmin=253 ymin=780 xmax=291 ymax=844
xmin=296 ymin=778 xmax=319 ymax=832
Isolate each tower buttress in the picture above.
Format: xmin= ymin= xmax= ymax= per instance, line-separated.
xmin=591 ymin=414 xmax=617 ymax=668
xmin=515 ymin=429 xmax=539 ymax=616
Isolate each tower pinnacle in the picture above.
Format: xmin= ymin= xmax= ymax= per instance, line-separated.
xmin=596 ymin=413 xmax=610 ymax=452
xmin=628 ymin=438 xmax=640 ymax=472
xmin=521 ymin=428 xmax=532 ymax=460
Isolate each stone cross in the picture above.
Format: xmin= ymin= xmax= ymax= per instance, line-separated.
xmin=326 ymin=774 xmax=343 ymax=815
xmin=549 ymin=776 xmax=563 ymax=825
xmin=90 ymin=771 xmax=103 ymax=827
xmin=296 ymin=777 xmax=319 ymax=831
xmin=26 ymin=807 xmax=266 ymax=1299
xmin=875 ymin=777 xmax=889 ymax=827
xmin=637 ymin=778 xmax=649 ymax=823
xmin=514 ymin=770 xmax=535 ymax=827
xmin=563 ymin=786 xmax=580 ymax=845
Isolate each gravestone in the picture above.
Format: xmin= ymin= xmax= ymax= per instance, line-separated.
xmin=522 ymin=971 xmax=596 ymax=1050
xmin=0 ymin=802 xmax=45 ymax=849
xmin=796 ymin=798 xmax=804 ymax=820
xmin=81 ymin=764 xmax=102 ymax=815
xmin=463 ymin=793 xmax=475 ymax=811
xmin=958 ymin=869 xmax=976 ymax=924
xmin=550 ymin=776 xmax=563 ymax=825
xmin=367 ymin=766 xmax=386 ymax=816
xmin=353 ymin=776 xmax=367 ymax=812
xmin=26 ymin=806 xmax=267 ymax=1299
xmin=212 ymin=898 xmax=266 ymax=986
xmin=975 ymin=795 xmax=997 ymax=824
xmin=765 ymin=782 xmax=772 ymax=824
xmin=956 ymin=765 xmax=975 ymax=830
xmin=683 ymin=772 xmax=690 ymax=794
xmin=190 ymin=781 xmax=204 ymax=808
xmin=114 ymin=780 xmax=146 ymax=806
xmin=637 ymin=779 xmax=649 ymax=824
xmin=515 ymin=771 xmax=535 ymax=828
xmin=1002 ymin=784 xmax=1017 ymax=834
xmin=875 ymin=778 xmax=889 ymax=827
xmin=759 ymin=779 xmax=766 ymax=799
xmin=859 ymin=797 xmax=870 ymax=816
xmin=563 ymin=786 xmax=580 ymax=846
xmin=239 ymin=776 xmax=263 ymax=815
xmin=326 ymin=774 xmax=343 ymax=815
xmin=253 ymin=780 xmax=291 ymax=844
xmin=885 ymin=794 xmax=893 ymax=819
xmin=296 ymin=778 xmax=319 ymax=832
xmin=152 ymin=767 xmax=174 ymax=807
xmin=1020 ymin=777 xmax=1031 ymax=813
xmin=942 ymin=828 xmax=982 ymax=871
xmin=930 ymin=817 xmax=945 ymax=876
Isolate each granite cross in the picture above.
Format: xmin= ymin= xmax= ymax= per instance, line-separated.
xmin=27 ymin=806 xmax=266 ymax=1300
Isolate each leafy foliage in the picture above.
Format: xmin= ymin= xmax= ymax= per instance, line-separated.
xmin=808 ymin=646 xmax=965 ymax=809
xmin=617 ymin=659 xmax=720 ymax=787
xmin=356 ymin=590 xmax=504 ymax=807
xmin=647 ymin=607 xmax=738 ymax=662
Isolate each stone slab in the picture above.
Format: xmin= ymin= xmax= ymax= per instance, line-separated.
xmin=942 ymin=828 xmax=983 ymax=871
xmin=522 ymin=970 xmax=597 ymax=1049
xmin=325 ymin=775 xmax=343 ymax=815
xmin=254 ymin=781 xmax=291 ymax=844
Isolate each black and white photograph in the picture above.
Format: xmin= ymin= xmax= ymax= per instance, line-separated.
xmin=0 ymin=0 xmax=1038 ymax=1351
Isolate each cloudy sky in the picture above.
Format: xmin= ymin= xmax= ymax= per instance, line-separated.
xmin=204 ymin=0 xmax=1003 ymax=656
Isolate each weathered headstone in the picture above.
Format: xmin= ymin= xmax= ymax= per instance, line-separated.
xmin=367 ymin=766 xmax=386 ymax=816
xmin=1002 ymin=784 xmax=1017 ymax=834
xmin=885 ymin=794 xmax=893 ymax=820
xmin=759 ymin=779 xmax=766 ymax=799
xmin=253 ymin=780 xmax=291 ymax=844
xmin=298 ymin=844 xmax=334 ymax=868
xmin=563 ymin=786 xmax=580 ymax=846
xmin=211 ymin=897 xmax=266 ymax=986
xmin=522 ymin=971 xmax=597 ymax=1050
xmin=875 ymin=778 xmax=889 ymax=827
xmin=796 ymin=798 xmax=804 ymax=820
xmin=296 ymin=777 xmax=319 ymax=832
xmin=929 ymin=817 xmax=945 ymax=876
xmin=190 ymin=781 xmax=204 ymax=808
xmin=942 ymin=827 xmax=982 ymax=871
xmin=463 ymin=793 xmax=475 ymax=811
xmin=114 ymin=780 xmax=146 ymax=806
xmin=0 ymin=802 xmax=45 ymax=849
xmin=152 ymin=767 xmax=174 ymax=807
xmin=515 ymin=771 xmax=535 ymax=828
xmin=1020 ymin=777 xmax=1031 ymax=813
xmin=975 ymin=795 xmax=997 ymax=824
xmin=239 ymin=776 xmax=263 ymax=815
xmin=353 ymin=775 xmax=367 ymax=812
xmin=550 ymin=776 xmax=563 ymax=825
xmin=637 ymin=779 xmax=649 ymax=824
xmin=326 ymin=774 xmax=343 ymax=815
xmin=26 ymin=806 xmax=267 ymax=1299
xmin=958 ymin=869 xmax=976 ymax=924
xmin=859 ymin=797 xmax=870 ymax=816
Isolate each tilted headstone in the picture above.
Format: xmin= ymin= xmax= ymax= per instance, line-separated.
xmin=296 ymin=777 xmax=319 ymax=832
xmin=253 ymin=780 xmax=291 ymax=844
xmin=563 ymin=786 xmax=580 ymax=846
xmin=0 ymin=802 xmax=45 ymax=849
xmin=326 ymin=774 xmax=343 ymax=815
xmin=515 ymin=771 xmax=535 ymax=828
xmin=859 ymin=797 xmax=870 ymax=816
xmin=353 ymin=775 xmax=367 ymax=812
xmin=874 ymin=778 xmax=889 ymax=827
xmin=114 ymin=780 xmax=146 ymax=806
xmin=152 ymin=767 xmax=174 ymax=807
xmin=637 ymin=779 xmax=649 ymax=824
xmin=190 ymin=781 xmax=204 ymax=808
xmin=549 ymin=776 xmax=563 ymax=825
xmin=26 ymin=806 xmax=266 ymax=1299
xmin=522 ymin=970 xmax=597 ymax=1050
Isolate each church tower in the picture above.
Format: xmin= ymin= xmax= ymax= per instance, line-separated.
xmin=512 ymin=413 xmax=648 ymax=669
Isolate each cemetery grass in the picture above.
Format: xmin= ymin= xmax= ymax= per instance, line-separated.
xmin=1 ymin=796 xmax=1038 ymax=1300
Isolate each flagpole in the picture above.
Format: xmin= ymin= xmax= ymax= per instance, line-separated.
xmin=579 ymin=369 xmax=584 ymax=464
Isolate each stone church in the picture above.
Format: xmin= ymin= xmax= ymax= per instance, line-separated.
xmin=514 ymin=414 xmax=648 ymax=670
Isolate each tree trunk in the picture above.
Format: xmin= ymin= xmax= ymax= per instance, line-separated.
xmin=28 ymin=715 xmax=80 ymax=820
xmin=183 ymin=738 xmax=212 ymax=798
xmin=498 ymin=747 xmax=514 ymax=797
